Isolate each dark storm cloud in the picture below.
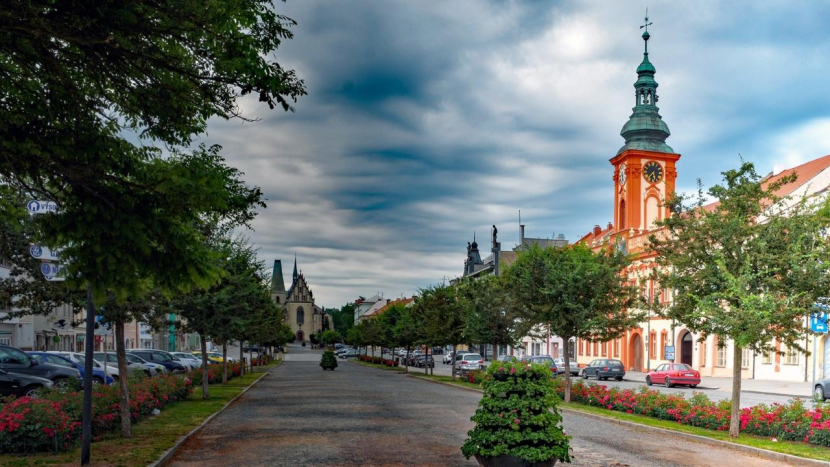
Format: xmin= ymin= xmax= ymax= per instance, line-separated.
xmin=201 ymin=1 xmax=830 ymax=305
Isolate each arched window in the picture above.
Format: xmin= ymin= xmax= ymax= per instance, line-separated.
xmin=619 ymin=199 xmax=626 ymax=230
xmin=296 ymin=306 xmax=305 ymax=325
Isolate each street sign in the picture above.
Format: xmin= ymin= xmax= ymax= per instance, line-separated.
xmin=40 ymin=262 xmax=66 ymax=281
xmin=811 ymin=312 xmax=828 ymax=333
xmin=26 ymin=200 xmax=58 ymax=215
xmin=29 ymin=245 xmax=61 ymax=261
xmin=664 ymin=345 xmax=675 ymax=361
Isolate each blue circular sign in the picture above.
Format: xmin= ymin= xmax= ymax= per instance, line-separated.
xmin=40 ymin=263 xmax=53 ymax=275
xmin=27 ymin=200 xmax=40 ymax=212
xmin=30 ymin=246 xmax=42 ymax=257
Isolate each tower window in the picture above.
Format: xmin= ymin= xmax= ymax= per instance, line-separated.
xmin=619 ymin=199 xmax=626 ymax=230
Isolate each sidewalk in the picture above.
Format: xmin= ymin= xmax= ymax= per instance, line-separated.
xmin=625 ymin=371 xmax=814 ymax=398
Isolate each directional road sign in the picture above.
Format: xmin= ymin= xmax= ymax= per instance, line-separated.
xmin=29 ymin=245 xmax=61 ymax=261
xmin=39 ymin=262 xmax=66 ymax=281
xmin=26 ymin=200 xmax=58 ymax=215
xmin=811 ymin=312 xmax=829 ymax=333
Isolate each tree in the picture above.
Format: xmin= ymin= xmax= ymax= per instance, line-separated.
xmin=458 ymin=274 xmax=528 ymax=371
xmin=504 ymin=243 xmax=639 ymax=403
xmin=649 ymin=162 xmax=830 ymax=438
xmin=346 ymin=322 xmax=365 ymax=352
xmin=392 ymin=305 xmax=420 ymax=374
xmin=329 ymin=304 xmax=356 ymax=339
xmin=410 ymin=284 xmax=463 ymax=376
xmin=321 ymin=330 xmax=342 ymax=346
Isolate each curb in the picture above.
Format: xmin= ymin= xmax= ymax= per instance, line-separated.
xmin=416 ymin=375 xmax=827 ymax=467
xmin=560 ymin=407 xmax=828 ymax=467
xmin=741 ymin=389 xmax=812 ymax=399
xmin=148 ymin=365 xmax=276 ymax=467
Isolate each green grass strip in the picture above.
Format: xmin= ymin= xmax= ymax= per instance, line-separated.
xmin=0 ymin=361 xmax=280 ymax=467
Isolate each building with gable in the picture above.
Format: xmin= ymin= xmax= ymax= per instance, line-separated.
xmin=271 ymin=257 xmax=329 ymax=343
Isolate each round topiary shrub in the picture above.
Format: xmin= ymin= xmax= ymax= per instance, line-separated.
xmin=462 ymin=361 xmax=570 ymax=466
xmin=320 ymin=350 xmax=338 ymax=371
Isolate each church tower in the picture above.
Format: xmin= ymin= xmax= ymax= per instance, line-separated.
xmin=611 ymin=22 xmax=680 ymax=232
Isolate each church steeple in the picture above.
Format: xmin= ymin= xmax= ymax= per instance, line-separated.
xmin=293 ymin=255 xmax=299 ymax=283
xmin=618 ymin=13 xmax=673 ymax=155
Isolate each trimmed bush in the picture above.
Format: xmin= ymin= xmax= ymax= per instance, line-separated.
xmin=320 ymin=351 xmax=338 ymax=370
xmin=462 ymin=361 xmax=571 ymax=464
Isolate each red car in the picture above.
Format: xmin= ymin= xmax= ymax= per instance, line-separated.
xmin=645 ymin=363 xmax=700 ymax=388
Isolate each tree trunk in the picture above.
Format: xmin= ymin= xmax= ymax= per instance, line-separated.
xmin=200 ymin=334 xmax=210 ymax=400
xmin=222 ymin=342 xmax=228 ymax=384
xmin=451 ymin=343 xmax=457 ymax=381
xmin=729 ymin=343 xmax=743 ymax=438
xmin=563 ymin=335 xmax=572 ymax=403
xmin=239 ymin=343 xmax=244 ymax=376
xmin=424 ymin=346 xmax=429 ymax=375
xmin=115 ymin=320 xmax=132 ymax=438
xmin=404 ymin=346 xmax=410 ymax=373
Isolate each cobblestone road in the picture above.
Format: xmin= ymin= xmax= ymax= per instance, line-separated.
xmin=168 ymin=351 xmax=795 ymax=467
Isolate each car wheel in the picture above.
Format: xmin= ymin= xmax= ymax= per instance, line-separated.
xmin=615 ymin=376 xmax=623 ymax=381
xmin=582 ymin=371 xmax=588 ymax=379
xmin=92 ymin=376 xmax=104 ymax=385
xmin=665 ymin=378 xmax=673 ymax=388
xmin=815 ymin=385 xmax=826 ymax=401
xmin=645 ymin=376 xmax=652 ymax=386
xmin=23 ymin=385 xmax=41 ymax=398
xmin=53 ymin=377 xmax=70 ymax=389
xmin=690 ymin=385 xmax=698 ymax=389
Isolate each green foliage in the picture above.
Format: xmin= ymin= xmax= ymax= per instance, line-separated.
xmin=457 ymin=275 xmax=526 ymax=352
xmin=329 ymin=303 xmax=356 ymax=337
xmin=321 ymin=330 xmax=341 ymax=346
xmin=411 ymin=284 xmax=465 ymax=348
xmin=649 ymin=161 xmax=830 ymax=437
xmin=461 ymin=361 xmax=570 ymax=463
xmin=504 ymin=243 xmax=638 ymax=402
xmin=320 ymin=350 xmax=338 ymax=370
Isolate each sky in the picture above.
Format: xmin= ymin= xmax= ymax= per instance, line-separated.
xmin=201 ymin=1 xmax=830 ymax=307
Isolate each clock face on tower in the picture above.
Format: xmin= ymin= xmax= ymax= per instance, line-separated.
xmin=619 ymin=164 xmax=627 ymax=186
xmin=643 ymin=161 xmax=663 ymax=184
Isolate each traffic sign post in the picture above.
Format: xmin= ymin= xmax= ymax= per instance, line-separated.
xmin=664 ymin=345 xmax=675 ymax=361
xmin=811 ymin=312 xmax=828 ymax=333
xmin=29 ymin=245 xmax=62 ymax=261
xmin=26 ymin=200 xmax=58 ymax=215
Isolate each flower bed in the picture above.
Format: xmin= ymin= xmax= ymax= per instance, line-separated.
xmin=556 ymin=379 xmax=830 ymax=447
xmin=190 ymin=363 xmax=242 ymax=386
xmin=358 ymin=355 xmax=384 ymax=364
xmin=0 ymin=375 xmax=193 ymax=454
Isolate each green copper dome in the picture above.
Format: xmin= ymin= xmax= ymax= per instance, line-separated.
xmin=617 ymin=30 xmax=673 ymax=155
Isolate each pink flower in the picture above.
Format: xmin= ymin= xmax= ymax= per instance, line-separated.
xmin=514 ymin=418 xmax=520 ymax=424
xmin=509 ymin=367 xmax=515 ymax=374
xmin=498 ymin=413 xmax=503 ymax=418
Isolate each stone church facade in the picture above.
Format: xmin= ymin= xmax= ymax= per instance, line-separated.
xmin=271 ymin=257 xmax=328 ymax=343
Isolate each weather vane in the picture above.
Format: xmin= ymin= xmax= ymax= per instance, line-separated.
xmin=640 ymin=8 xmax=652 ymax=32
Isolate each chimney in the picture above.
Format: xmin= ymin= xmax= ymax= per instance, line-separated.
xmin=520 ymin=224 xmax=525 ymax=246
xmin=607 ymin=222 xmax=613 ymax=230
xmin=593 ymin=225 xmax=601 ymax=236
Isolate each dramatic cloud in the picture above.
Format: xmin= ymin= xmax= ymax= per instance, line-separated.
xmin=201 ymin=1 xmax=830 ymax=306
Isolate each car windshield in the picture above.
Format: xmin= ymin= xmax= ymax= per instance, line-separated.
xmin=154 ymin=352 xmax=172 ymax=362
xmin=673 ymin=364 xmax=693 ymax=371
xmin=532 ymin=357 xmax=553 ymax=364
xmin=125 ymin=354 xmax=145 ymax=364
xmin=463 ymin=354 xmax=481 ymax=361
xmin=0 ymin=346 xmax=31 ymax=364
xmin=46 ymin=355 xmax=76 ymax=368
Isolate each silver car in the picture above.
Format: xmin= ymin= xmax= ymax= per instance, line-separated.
xmin=553 ymin=357 xmax=580 ymax=376
xmin=454 ymin=353 xmax=483 ymax=374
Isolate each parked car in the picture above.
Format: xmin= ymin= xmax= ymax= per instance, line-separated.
xmin=581 ymin=359 xmax=626 ymax=381
xmin=646 ymin=363 xmax=700 ymax=388
xmin=815 ymin=377 xmax=830 ymax=400
xmin=496 ymin=355 xmax=518 ymax=363
xmin=553 ymin=357 xmax=580 ymax=376
xmin=124 ymin=352 xmax=166 ymax=376
xmin=335 ymin=347 xmax=353 ymax=356
xmin=455 ymin=353 xmax=483 ymax=374
xmin=415 ymin=355 xmax=435 ymax=368
xmin=49 ymin=351 xmax=120 ymax=381
xmin=29 ymin=351 xmax=113 ymax=385
xmin=243 ymin=345 xmax=261 ymax=353
xmin=0 ymin=345 xmax=81 ymax=387
xmin=338 ymin=349 xmax=359 ymax=359
xmin=128 ymin=349 xmax=187 ymax=374
xmin=171 ymin=352 xmax=202 ymax=371
xmin=527 ymin=355 xmax=558 ymax=375
xmin=405 ymin=351 xmax=423 ymax=366
xmin=0 ymin=368 xmax=53 ymax=397
xmin=92 ymin=352 xmax=153 ymax=377
xmin=191 ymin=350 xmax=223 ymax=364
xmin=442 ymin=352 xmax=455 ymax=364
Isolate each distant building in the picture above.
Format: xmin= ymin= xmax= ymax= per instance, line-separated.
xmin=353 ymin=294 xmax=385 ymax=324
xmin=271 ymin=257 xmax=329 ymax=343
xmin=455 ymin=225 xmax=569 ymax=359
